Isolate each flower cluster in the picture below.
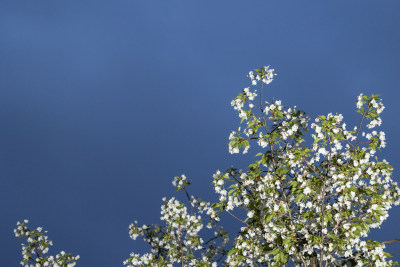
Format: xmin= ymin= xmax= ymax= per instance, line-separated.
xmin=356 ymin=93 xmax=385 ymax=129
xmin=14 ymin=220 xmax=79 ymax=267
xmin=248 ymin=66 xmax=276 ymax=86
xmin=124 ymin=176 xmax=228 ymax=266
xmin=172 ymin=174 xmax=191 ymax=191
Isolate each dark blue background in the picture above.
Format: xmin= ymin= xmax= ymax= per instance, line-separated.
xmin=2 ymin=1 xmax=400 ymax=266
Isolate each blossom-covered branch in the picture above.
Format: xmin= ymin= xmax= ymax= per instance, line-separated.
xmin=14 ymin=220 xmax=79 ymax=267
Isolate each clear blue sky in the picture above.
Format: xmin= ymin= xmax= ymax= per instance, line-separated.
xmin=2 ymin=1 xmax=400 ymax=266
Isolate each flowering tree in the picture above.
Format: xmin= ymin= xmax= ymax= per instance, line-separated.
xmin=16 ymin=66 xmax=400 ymax=266
xmin=124 ymin=66 xmax=400 ymax=266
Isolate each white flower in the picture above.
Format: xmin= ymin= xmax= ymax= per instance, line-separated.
xmin=247 ymin=210 xmax=255 ymax=218
xmin=304 ymin=187 xmax=311 ymax=195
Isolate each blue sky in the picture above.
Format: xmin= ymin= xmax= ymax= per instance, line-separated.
xmin=2 ymin=1 xmax=400 ymax=266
